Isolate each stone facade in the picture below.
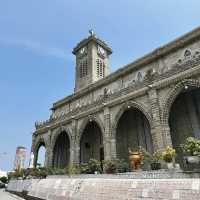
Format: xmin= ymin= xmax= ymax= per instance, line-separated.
xmin=32 ymin=27 xmax=200 ymax=168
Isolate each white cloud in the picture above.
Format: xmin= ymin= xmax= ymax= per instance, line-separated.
xmin=0 ymin=37 xmax=72 ymax=60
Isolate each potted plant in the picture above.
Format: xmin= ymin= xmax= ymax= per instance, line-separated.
xmin=129 ymin=148 xmax=142 ymax=170
xmin=181 ymin=137 xmax=200 ymax=164
xmin=161 ymin=146 xmax=176 ymax=169
xmin=150 ymin=151 xmax=162 ymax=170
xmin=139 ymin=147 xmax=152 ymax=170
xmin=139 ymin=147 xmax=162 ymax=170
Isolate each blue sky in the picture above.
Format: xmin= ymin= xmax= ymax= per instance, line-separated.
xmin=0 ymin=0 xmax=200 ymax=171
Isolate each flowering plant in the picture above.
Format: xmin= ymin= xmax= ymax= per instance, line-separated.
xmin=161 ymin=146 xmax=176 ymax=163
xmin=152 ymin=151 xmax=162 ymax=163
xmin=138 ymin=147 xmax=162 ymax=163
xmin=181 ymin=137 xmax=200 ymax=156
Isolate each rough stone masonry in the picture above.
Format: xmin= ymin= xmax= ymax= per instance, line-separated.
xmin=32 ymin=27 xmax=200 ymax=168
xmin=7 ymin=174 xmax=200 ymax=200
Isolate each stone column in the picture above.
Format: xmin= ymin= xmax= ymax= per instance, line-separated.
xmin=103 ymin=107 xmax=117 ymax=160
xmin=47 ymin=148 xmax=54 ymax=167
xmin=103 ymin=107 xmax=112 ymax=160
xmin=71 ymin=118 xmax=79 ymax=165
xmin=31 ymin=134 xmax=37 ymax=167
xmin=162 ymin=123 xmax=172 ymax=147
xmin=110 ymin=137 xmax=117 ymax=159
xmin=148 ymin=89 xmax=172 ymax=151
xmin=44 ymin=130 xmax=52 ymax=167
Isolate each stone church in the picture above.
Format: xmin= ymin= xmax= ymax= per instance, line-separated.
xmin=32 ymin=27 xmax=200 ymax=168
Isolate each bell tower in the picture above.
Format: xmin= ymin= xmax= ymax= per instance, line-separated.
xmin=73 ymin=30 xmax=112 ymax=92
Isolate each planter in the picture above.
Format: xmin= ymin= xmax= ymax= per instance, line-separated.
xmin=105 ymin=169 xmax=116 ymax=174
xmin=141 ymin=162 xmax=151 ymax=171
xmin=150 ymin=162 xmax=161 ymax=170
xmin=166 ymin=162 xmax=174 ymax=169
xmin=185 ymin=155 xmax=200 ymax=164
xmin=129 ymin=151 xmax=142 ymax=170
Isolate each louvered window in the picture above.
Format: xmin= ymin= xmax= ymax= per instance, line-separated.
xmin=79 ymin=59 xmax=88 ymax=78
xmin=96 ymin=59 xmax=105 ymax=78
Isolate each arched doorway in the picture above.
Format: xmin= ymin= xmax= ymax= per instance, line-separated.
xmin=52 ymin=131 xmax=70 ymax=168
xmin=116 ymin=108 xmax=153 ymax=162
xmin=80 ymin=121 xmax=104 ymax=163
xmin=35 ymin=142 xmax=46 ymax=167
xmin=169 ymin=86 xmax=200 ymax=162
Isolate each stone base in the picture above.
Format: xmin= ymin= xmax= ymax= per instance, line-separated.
xmin=48 ymin=169 xmax=200 ymax=179
xmin=7 ymin=171 xmax=200 ymax=200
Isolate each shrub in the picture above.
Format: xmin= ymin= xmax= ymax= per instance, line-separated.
xmin=80 ymin=163 xmax=90 ymax=174
xmin=117 ymin=159 xmax=129 ymax=173
xmin=50 ymin=168 xmax=67 ymax=175
xmin=28 ymin=167 xmax=48 ymax=178
xmin=0 ymin=176 xmax=8 ymax=184
xmin=80 ymin=159 xmax=102 ymax=174
xmin=88 ymin=159 xmax=102 ymax=173
xmin=181 ymin=137 xmax=200 ymax=156
xmin=103 ymin=160 xmax=118 ymax=174
xmin=67 ymin=165 xmax=80 ymax=175
xmin=8 ymin=170 xmax=24 ymax=180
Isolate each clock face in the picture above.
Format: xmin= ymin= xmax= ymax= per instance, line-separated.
xmin=98 ymin=45 xmax=105 ymax=55
xmin=80 ymin=47 xmax=87 ymax=55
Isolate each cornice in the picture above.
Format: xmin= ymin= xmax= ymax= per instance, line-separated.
xmin=52 ymin=26 xmax=200 ymax=110
xmin=36 ymin=46 xmax=200 ymax=132
xmin=35 ymin=60 xmax=200 ymax=134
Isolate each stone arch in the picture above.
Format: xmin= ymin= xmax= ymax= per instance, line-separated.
xmin=78 ymin=115 xmax=105 ymax=163
xmin=32 ymin=136 xmax=47 ymax=167
xmin=51 ymin=126 xmax=72 ymax=168
xmin=112 ymin=101 xmax=153 ymax=138
xmin=161 ymin=79 xmax=200 ymax=125
xmin=113 ymin=101 xmax=153 ymax=161
xmin=78 ymin=115 xmax=105 ymax=144
xmin=51 ymin=126 xmax=72 ymax=148
xmin=161 ymin=78 xmax=200 ymax=166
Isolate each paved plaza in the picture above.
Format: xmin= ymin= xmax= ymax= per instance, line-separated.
xmin=0 ymin=189 xmax=24 ymax=200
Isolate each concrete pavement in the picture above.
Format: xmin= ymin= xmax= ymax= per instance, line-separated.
xmin=0 ymin=189 xmax=24 ymax=200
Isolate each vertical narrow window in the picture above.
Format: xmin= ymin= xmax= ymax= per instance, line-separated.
xmin=79 ymin=59 xmax=88 ymax=78
xmin=96 ymin=59 xmax=105 ymax=78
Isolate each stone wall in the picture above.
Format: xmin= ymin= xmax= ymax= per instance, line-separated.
xmin=7 ymin=174 xmax=200 ymax=200
xmin=32 ymin=27 xmax=200 ymax=168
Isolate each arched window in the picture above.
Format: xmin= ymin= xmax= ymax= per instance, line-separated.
xmin=184 ymin=49 xmax=192 ymax=59
xmin=137 ymin=72 xmax=143 ymax=82
xmin=96 ymin=59 xmax=105 ymax=78
xmin=79 ymin=59 xmax=88 ymax=78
